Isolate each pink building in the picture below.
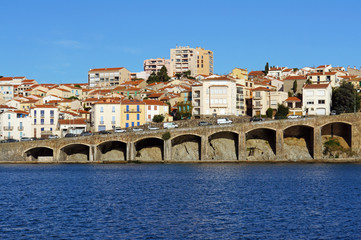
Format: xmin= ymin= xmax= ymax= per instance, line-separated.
xmin=143 ymin=58 xmax=170 ymax=76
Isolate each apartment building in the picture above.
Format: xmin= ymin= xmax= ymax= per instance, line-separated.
xmin=302 ymin=83 xmax=332 ymax=116
xmin=230 ymin=68 xmax=248 ymax=81
xmin=192 ymin=76 xmax=238 ymax=117
xmin=88 ymin=67 xmax=131 ymax=88
xmin=170 ymin=46 xmax=213 ymax=77
xmin=31 ymin=105 xmax=59 ymax=138
xmin=252 ymin=88 xmax=288 ymax=116
xmin=0 ymin=85 xmax=14 ymax=101
xmin=0 ymin=110 xmax=32 ymax=140
xmin=144 ymin=58 xmax=170 ymax=75
xmin=91 ymin=99 xmax=121 ymax=131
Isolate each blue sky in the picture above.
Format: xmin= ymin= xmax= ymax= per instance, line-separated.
xmin=1 ymin=0 xmax=361 ymax=83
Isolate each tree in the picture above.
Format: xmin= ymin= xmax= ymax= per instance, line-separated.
xmin=266 ymin=108 xmax=274 ymax=118
xmin=147 ymin=72 xmax=158 ymax=84
xmin=305 ymin=79 xmax=312 ymax=85
xmin=182 ymin=70 xmax=191 ymax=78
xmin=292 ymin=80 xmax=298 ymax=95
xmin=175 ymin=73 xmax=182 ymax=79
xmin=264 ymin=62 xmax=269 ymax=75
xmin=152 ymin=114 xmax=165 ymax=123
xmin=332 ymin=81 xmax=360 ymax=113
xmin=157 ymin=66 xmax=170 ymax=82
xmin=174 ymin=112 xmax=182 ymax=120
xmin=275 ymin=104 xmax=289 ymax=119
xmin=74 ymin=84 xmax=81 ymax=88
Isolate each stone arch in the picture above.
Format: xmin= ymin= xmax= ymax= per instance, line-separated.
xmin=284 ymin=125 xmax=314 ymax=160
xmin=97 ymin=140 xmax=127 ymax=161
xmin=321 ymin=122 xmax=352 ymax=157
xmin=245 ymin=128 xmax=276 ymax=160
xmin=207 ymin=131 xmax=238 ymax=160
xmin=24 ymin=147 xmax=54 ymax=161
xmin=59 ymin=144 xmax=90 ymax=161
xmin=135 ymin=137 xmax=164 ymax=161
xmin=171 ymin=134 xmax=201 ymax=161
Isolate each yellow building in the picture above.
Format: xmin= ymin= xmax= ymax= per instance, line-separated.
xmin=196 ymin=47 xmax=214 ymax=76
xmin=120 ymin=99 xmax=146 ymax=128
xmin=230 ymin=68 xmax=248 ymax=81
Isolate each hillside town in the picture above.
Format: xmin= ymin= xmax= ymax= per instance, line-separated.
xmin=1 ymin=45 xmax=361 ymax=142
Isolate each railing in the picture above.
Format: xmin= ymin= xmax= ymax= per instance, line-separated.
xmin=40 ymin=115 xmax=45 ymax=118
xmin=3 ymin=126 xmax=13 ymax=131
xmin=111 ymin=121 xmax=116 ymax=124
xmin=124 ymin=110 xmax=142 ymax=113
xmin=18 ymin=126 xmax=24 ymax=131
xmin=193 ymin=94 xmax=200 ymax=98
xmin=50 ymin=115 xmax=54 ymax=118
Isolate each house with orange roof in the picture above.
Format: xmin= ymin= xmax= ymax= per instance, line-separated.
xmin=0 ymin=109 xmax=32 ymax=140
xmin=143 ymin=99 xmax=169 ymax=122
xmin=46 ymin=87 xmax=72 ymax=99
xmin=268 ymin=67 xmax=286 ymax=78
xmin=284 ymin=97 xmax=303 ymax=116
xmin=120 ymin=99 xmax=146 ymax=128
xmin=91 ymin=98 xmax=121 ymax=131
xmin=252 ymin=87 xmax=288 ymax=117
xmin=0 ymin=84 xmax=15 ymax=101
xmin=302 ymin=83 xmax=332 ymax=115
xmin=88 ymin=67 xmax=131 ymax=88
xmin=308 ymin=71 xmax=345 ymax=87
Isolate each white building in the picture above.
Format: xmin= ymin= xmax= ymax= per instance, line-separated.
xmin=0 ymin=110 xmax=32 ymax=140
xmin=0 ymin=85 xmax=14 ymax=101
xmin=252 ymin=87 xmax=288 ymax=116
xmin=302 ymin=83 xmax=332 ymax=115
xmin=30 ymin=105 xmax=60 ymax=138
xmin=143 ymin=99 xmax=169 ymax=122
xmin=58 ymin=118 xmax=87 ymax=137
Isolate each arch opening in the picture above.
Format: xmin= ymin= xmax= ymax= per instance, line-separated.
xmin=171 ymin=135 xmax=201 ymax=160
xmin=246 ymin=128 xmax=276 ymax=160
xmin=25 ymin=147 xmax=53 ymax=161
xmin=97 ymin=141 xmax=127 ymax=161
xmin=135 ymin=138 xmax=163 ymax=161
xmin=284 ymin=125 xmax=314 ymax=160
xmin=208 ymin=132 xmax=238 ymax=160
xmin=60 ymin=144 xmax=90 ymax=161
xmin=321 ymin=122 xmax=352 ymax=157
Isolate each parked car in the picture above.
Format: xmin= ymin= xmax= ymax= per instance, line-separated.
xmin=330 ymin=110 xmax=337 ymax=115
xmin=287 ymin=115 xmax=301 ymax=119
xmin=80 ymin=131 xmax=93 ymax=136
xmin=148 ymin=126 xmax=159 ymax=130
xmin=163 ymin=122 xmax=178 ymax=129
xmin=20 ymin=137 xmax=33 ymax=142
xmin=114 ymin=127 xmax=126 ymax=133
xmin=217 ymin=118 xmax=232 ymax=124
xmin=99 ymin=130 xmax=111 ymax=135
xmin=132 ymin=128 xmax=144 ymax=132
xmin=5 ymin=138 xmax=19 ymax=143
xmin=48 ymin=134 xmax=59 ymax=139
xmin=64 ymin=133 xmax=78 ymax=138
xmin=198 ymin=121 xmax=212 ymax=126
xmin=250 ymin=117 xmax=265 ymax=122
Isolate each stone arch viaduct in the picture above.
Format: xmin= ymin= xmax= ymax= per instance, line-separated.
xmin=2 ymin=114 xmax=361 ymax=163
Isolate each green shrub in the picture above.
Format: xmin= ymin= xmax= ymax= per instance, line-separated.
xmin=162 ymin=132 xmax=171 ymax=141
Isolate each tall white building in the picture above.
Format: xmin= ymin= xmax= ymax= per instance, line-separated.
xmin=0 ymin=110 xmax=32 ymax=140
xmin=30 ymin=105 xmax=59 ymax=138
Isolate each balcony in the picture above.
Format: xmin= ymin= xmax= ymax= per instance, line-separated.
xmin=40 ymin=115 xmax=45 ymax=118
xmin=99 ymin=121 xmax=104 ymax=124
xmin=3 ymin=126 xmax=13 ymax=131
xmin=18 ymin=126 xmax=24 ymax=131
xmin=111 ymin=121 xmax=116 ymax=124
xmin=193 ymin=94 xmax=200 ymax=98
xmin=50 ymin=115 xmax=54 ymax=118
xmin=124 ymin=109 xmax=142 ymax=113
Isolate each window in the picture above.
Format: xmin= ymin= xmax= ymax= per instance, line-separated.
xmin=137 ymin=105 xmax=140 ymax=112
xmin=126 ymin=123 xmax=129 ymax=128
xmin=137 ymin=114 xmax=140 ymax=120
xmin=126 ymin=114 xmax=129 ymax=120
xmin=50 ymin=110 xmax=54 ymax=117
xmin=100 ymin=107 xmax=104 ymax=113
xmin=112 ymin=106 xmax=115 ymax=112
xmin=41 ymin=119 xmax=44 ymax=125
xmin=318 ymin=100 xmax=325 ymax=104
xmin=41 ymin=128 xmax=44 ymax=132
xmin=40 ymin=110 xmax=45 ymax=117
xmin=132 ymin=122 xmax=134 ymax=127
xmin=8 ymin=114 xmax=10 ymax=119
xmin=34 ymin=119 xmax=37 ymax=125
xmin=137 ymin=122 xmax=140 ymax=126
xmin=148 ymin=114 xmax=151 ymax=119
xmin=148 ymin=106 xmax=151 ymax=110
xmin=307 ymin=101 xmax=314 ymax=105
xmin=50 ymin=119 xmax=54 ymax=125
xmin=126 ymin=105 xmax=129 ymax=112
xmin=154 ymin=106 xmax=157 ymax=110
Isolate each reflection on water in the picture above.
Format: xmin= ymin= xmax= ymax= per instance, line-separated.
xmin=0 ymin=164 xmax=360 ymax=239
